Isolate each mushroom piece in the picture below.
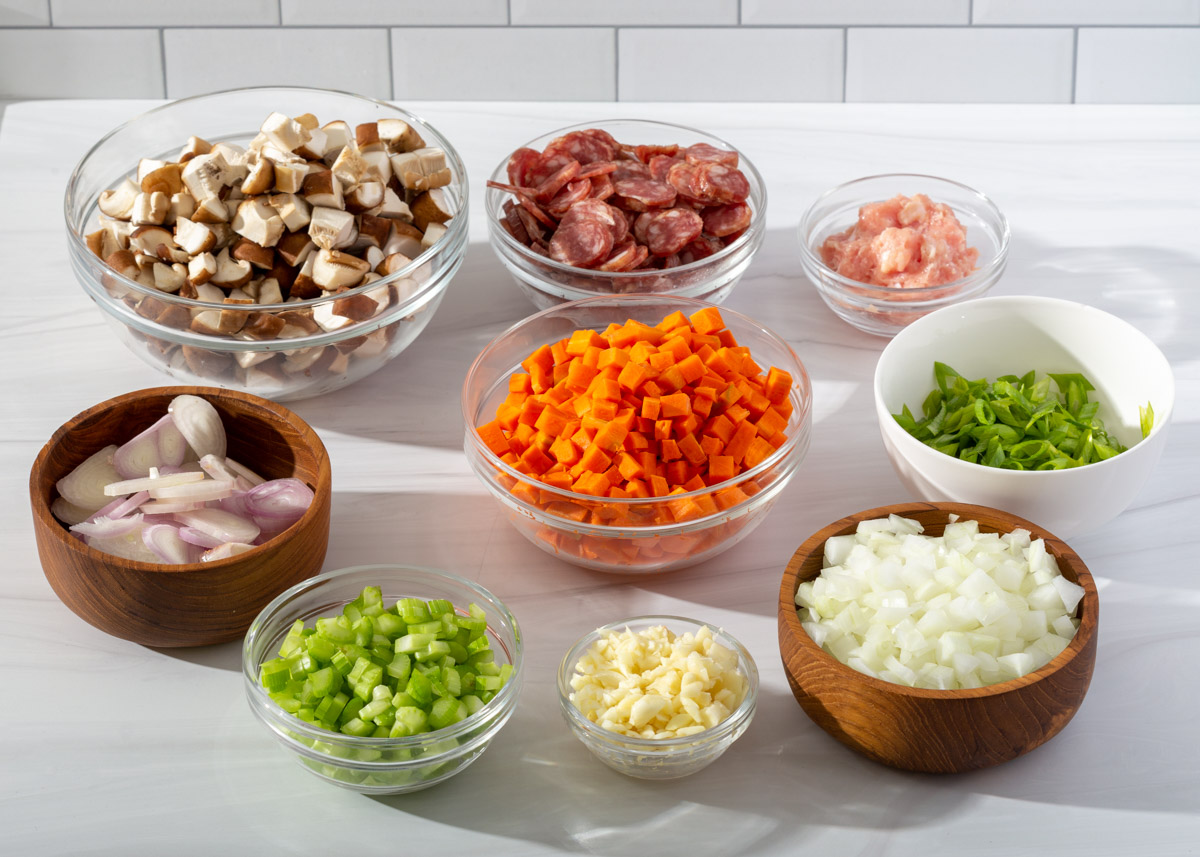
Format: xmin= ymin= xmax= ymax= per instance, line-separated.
xmin=141 ymin=162 xmax=184 ymax=196
xmin=231 ymin=236 xmax=275 ymax=270
xmin=269 ymin=193 xmax=311 ymax=232
xmin=178 ymin=135 xmax=212 ymax=163
xmin=240 ymin=157 xmax=275 ymax=196
xmin=331 ymin=142 xmax=370 ymax=187
xmin=187 ymin=252 xmax=217 ymax=286
xmin=131 ymin=192 xmax=170 ymax=226
xmin=98 ymin=178 xmax=141 ymax=220
xmin=390 ymin=147 xmax=451 ymax=191
xmin=308 ymin=206 xmax=357 ymax=251
xmin=376 ymin=252 xmax=413 ymax=278
xmin=168 ymin=192 xmax=196 ymax=224
xmin=384 ymin=221 xmax=425 ymax=259
xmin=411 ymin=187 xmax=453 ymax=232
xmin=421 ymin=222 xmax=448 ymax=250
xmin=355 ymin=122 xmax=384 ymax=152
xmin=376 ymin=187 xmax=412 ymax=222
xmin=256 ymin=277 xmax=284 ymax=305
xmin=191 ymin=196 xmax=230 ymax=225
xmin=86 ymin=228 xmax=122 ymax=261
xmin=295 ymin=128 xmax=329 ymax=161
xmin=105 ymin=249 xmax=141 ymax=281
xmin=277 ymin=231 xmax=316 ymax=267
xmin=152 ymin=262 xmax=187 ymax=293
xmin=210 ymin=247 xmax=254 ymax=289
xmin=302 ymin=169 xmax=344 ymax=210
xmin=321 ymin=120 xmax=352 ymax=161
xmin=260 ymin=112 xmax=309 ymax=154
xmin=232 ymin=197 xmax=285 ymax=248
xmin=361 ymin=149 xmax=393 ymax=185
xmin=273 ymin=161 xmax=313 ymax=195
xmin=289 ymin=254 xmax=321 ymax=300
xmin=175 ymin=217 xmax=217 ymax=256
xmin=357 ymin=213 xmax=392 ymax=249
xmin=181 ymin=151 xmax=234 ymax=203
xmin=129 ymin=224 xmax=177 ymax=257
xmin=240 ymin=311 xmax=287 ymax=341
xmin=377 ymin=118 xmax=425 ymax=152
xmin=312 ymin=249 xmax=370 ymax=290
xmin=345 ymin=181 xmax=384 ymax=215
xmin=294 ymin=112 xmax=320 ymax=131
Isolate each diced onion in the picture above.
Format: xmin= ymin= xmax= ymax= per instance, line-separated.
xmin=796 ymin=516 xmax=1082 ymax=689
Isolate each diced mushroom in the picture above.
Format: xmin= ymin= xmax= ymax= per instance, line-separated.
xmin=178 ymin=135 xmax=212 ymax=163
xmin=357 ymin=213 xmax=392 ymax=249
xmin=105 ymin=249 xmax=141 ymax=281
xmin=167 ymin=192 xmax=195 ymax=224
xmin=99 ymin=178 xmax=141 ymax=220
xmin=295 ymin=127 xmax=329 ymax=160
xmin=86 ymin=228 xmax=122 ymax=261
xmin=137 ymin=158 xmax=168 ymax=185
xmin=361 ymin=149 xmax=393 ymax=185
xmin=377 ymin=118 xmax=425 ymax=152
xmin=344 ymin=181 xmax=384 ymax=215
xmin=277 ymin=231 xmax=316 ymax=267
xmin=376 ymin=187 xmax=412 ymax=221
xmin=181 ymin=345 xmax=234 ymax=377
xmin=218 ymin=297 xmax=254 ymax=334
xmin=321 ymin=120 xmax=352 ymax=160
xmin=175 ymin=217 xmax=217 ymax=255
xmin=390 ymin=147 xmax=451 ymax=191
xmin=331 ymin=143 xmax=370 ymax=187
xmin=152 ymin=262 xmax=187 ymax=293
xmin=355 ymin=122 xmax=384 ymax=152
xmin=273 ymin=161 xmax=313 ymax=194
xmin=232 ymin=197 xmax=284 ymax=248
xmin=181 ymin=152 xmax=234 ymax=203
xmin=131 ymin=192 xmax=170 ymax=226
xmin=191 ymin=195 xmax=229 ymax=224
xmin=190 ymin=310 xmax=225 ymax=336
xmin=269 ymin=193 xmax=311 ymax=232
xmin=309 ymin=206 xmax=357 ymax=251
xmin=384 ymin=221 xmax=425 ymax=259
xmin=129 ymin=224 xmax=176 ymax=257
xmin=302 ymin=169 xmax=343 ymax=210
xmin=235 ymin=348 xmax=276 ymax=369
xmin=312 ymin=248 xmax=370 ymax=290
xmin=240 ymin=310 xmax=287 ymax=341
xmin=289 ymin=253 xmax=321 ymax=299
xmin=257 ymin=278 xmax=284 ymax=305
xmin=187 ymin=252 xmax=217 ymax=285
xmin=411 ymin=187 xmax=453 ymax=232
xmin=277 ymin=309 xmax=321 ymax=337
xmin=210 ymin=143 xmax=249 ymax=183
xmin=141 ymin=162 xmax=183 ymax=196
xmin=376 ymin=252 xmax=412 ymax=277
xmin=241 ymin=157 xmax=275 ymax=195
xmin=294 ymin=113 xmax=320 ymax=131
xmin=260 ymin=112 xmax=308 ymax=153
xmin=422 ymin=221 xmax=448 ymax=249
xmin=231 ymin=236 xmax=275 ymax=270
xmin=210 ymin=247 xmax=253 ymax=289
xmin=331 ymin=289 xmax=379 ymax=322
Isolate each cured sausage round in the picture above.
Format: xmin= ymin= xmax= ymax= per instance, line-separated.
xmin=549 ymin=218 xmax=614 ymax=268
xmin=612 ymin=178 xmax=676 ymax=212
xmin=644 ymin=208 xmax=703 ymax=257
xmin=702 ymin=203 xmax=752 ymax=237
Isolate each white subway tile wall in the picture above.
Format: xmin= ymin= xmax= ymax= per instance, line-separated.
xmin=0 ymin=2 xmax=1196 ymax=102
xmin=619 ymin=28 xmax=843 ymax=102
xmin=0 ymin=1 xmax=49 ymax=27
xmin=846 ymin=28 xmax=1075 ymax=103
xmin=163 ymin=28 xmax=391 ymax=99
xmin=393 ymin=28 xmax=616 ymax=101
xmin=1076 ymin=28 xmax=1200 ymax=103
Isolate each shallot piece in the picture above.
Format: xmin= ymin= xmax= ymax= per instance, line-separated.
xmin=168 ymin=395 xmax=227 ymax=460
xmin=56 ymin=445 xmax=120 ymax=512
xmin=175 ymin=508 xmax=260 ymax=545
xmin=202 ymin=542 xmax=256 ymax=562
xmin=104 ymin=470 xmax=205 ymax=496
xmin=142 ymin=524 xmax=197 ymax=564
xmin=50 ymin=497 xmax=93 ymax=526
xmin=71 ymin=513 xmax=145 ymax=540
xmin=112 ymin=414 xmax=188 ymax=478
xmin=246 ymin=478 xmax=314 ymax=539
xmin=149 ymin=479 xmax=236 ymax=502
xmin=178 ymin=526 xmax=226 ymax=549
xmin=86 ymin=527 xmax=158 ymax=563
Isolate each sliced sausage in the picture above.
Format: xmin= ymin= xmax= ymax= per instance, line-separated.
xmin=549 ymin=218 xmax=614 ymax=268
xmin=644 ymin=208 xmax=703 ymax=257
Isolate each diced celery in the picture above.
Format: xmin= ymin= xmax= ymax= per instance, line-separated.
xmin=441 ymin=665 xmax=462 ymax=697
xmin=375 ymin=613 xmax=407 ymax=639
xmin=297 ymin=707 xmax=317 ymax=723
xmin=259 ymin=658 xmax=290 ymax=692
xmin=429 ymin=697 xmax=468 ymax=730
xmin=466 ymin=635 xmax=491 ymax=656
xmin=340 ymin=717 xmax=374 ymax=738
xmin=351 ymin=662 xmax=384 ymax=702
xmin=397 ymin=598 xmax=429 ymax=623
xmin=359 ymin=698 xmax=392 ymax=721
xmin=361 ymin=585 xmax=383 ymax=609
xmin=316 ymin=617 xmax=355 ymax=644
xmin=305 ymin=634 xmax=337 ymax=664
xmin=386 ymin=653 xmax=412 ymax=685
xmin=426 ymin=599 xmax=454 ymax=617
xmin=329 ymin=649 xmax=354 ymax=676
xmin=474 ymin=659 xmax=499 ymax=676
xmin=468 ymin=603 xmax=487 ymax=622
xmin=395 ymin=632 xmax=436 ymax=654
xmin=339 ymin=697 xmax=365 ymax=725
xmin=476 ymin=675 xmax=504 ymax=692
xmin=299 ymin=680 xmax=319 ymax=705
xmin=342 ymin=602 xmax=363 ymax=625
xmin=287 ymin=652 xmax=316 ymax=680
xmin=310 ymin=667 xmax=342 ymax=698
xmin=461 ymin=694 xmax=484 ymax=716
xmin=371 ymin=643 xmax=394 ymax=663
xmin=391 ymin=706 xmax=429 ymax=737
xmin=371 ymin=725 xmax=390 ymax=737
xmin=406 ymin=669 xmax=433 ymax=706
xmin=353 ymin=616 xmax=374 ymax=647
xmin=270 ymin=691 xmax=302 ymax=714
xmin=454 ymin=615 xmax=487 ymax=635
xmin=407 ymin=620 xmax=443 ymax=636
xmin=373 ymin=708 xmax=395 ymax=728
xmin=315 ymin=691 xmax=349 ymax=725
xmin=447 ymin=642 xmax=469 ymax=664
xmin=280 ymin=619 xmax=307 ymax=657
xmin=347 ymin=656 xmax=372 ymax=685
xmin=392 ymin=690 xmax=419 ymax=709
xmin=498 ymin=663 xmax=514 ymax=685
xmin=415 ymin=640 xmax=452 ymax=663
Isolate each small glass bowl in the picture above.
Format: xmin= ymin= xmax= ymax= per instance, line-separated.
xmin=242 ymin=564 xmax=523 ymax=795
xmin=485 ymin=119 xmax=766 ymax=311
xmin=557 ymin=615 xmax=759 ymax=779
xmin=64 ymin=87 xmax=468 ymax=401
xmin=798 ymin=174 xmax=1010 ymax=338
xmin=462 ymin=295 xmax=813 ymax=574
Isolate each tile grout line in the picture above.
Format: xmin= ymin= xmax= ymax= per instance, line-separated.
xmin=614 ymin=28 xmax=620 ymax=101
xmin=46 ymin=0 xmax=52 ymax=27
xmin=9 ymin=23 xmax=1200 ymax=30
xmin=276 ymin=0 xmax=282 ymax=26
xmin=387 ymin=26 xmax=395 ymax=100
xmin=841 ymin=28 xmax=848 ymax=102
xmin=1071 ymin=26 xmax=1079 ymax=103
xmin=158 ymin=27 xmax=167 ymax=98
xmin=969 ymin=0 xmax=974 ymax=25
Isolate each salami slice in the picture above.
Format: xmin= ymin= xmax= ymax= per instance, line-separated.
xmin=598 ymin=241 xmax=642 ymax=272
xmin=503 ymin=200 xmax=531 ymax=245
xmin=644 ymin=208 xmax=703 ymax=257
xmin=533 ymin=159 xmax=581 ymax=202
xmin=526 ymin=152 xmax=574 ymax=187
xmin=634 ymin=143 xmax=680 ymax=164
xmin=684 ymin=143 xmax=739 ymax=168
xmin=699 ymin=163 xmax=750 ymax=204
xmin=577 ymin=160 xmax=619 ymax=180
xmin=514 ymin=205 xmax=547 ymax=246
xmin=549 ymin=218 xmax=614 ymax=268
xmin=546 ymin=179 xmax=591 ymax=218
xmin=560 ymin=198 xmax=615 ymax=229
xmin=581 ymin=127 xmax=619 ymax=151
xmin=516 ymin=193 xmax=556 ymax=229
xmin=589 ymin=174 xmax=614 ymax=201
xmin=507 ymin=147 xmax=542 ymax=187
xmin=632 ymin=212 xmax=655 ymax=246
xmin=612 ymin=160 xmax=652 ymax=182
xmin=611 ymin=178 xmax=677 ymax=212
xmin=702 ymin=202 xmax=752 ymax=237
xmin=545 ymin=131 xmax=614 ymax=166
xmin=649 ymin=155 xmax=684 ymax=183
xmin=665 ymin=161 xmax=701 ymax=198
xmin=609 ymin=206 xmax=630 ymax=245
xmin=684 ymin=233 xmax=725 ymax=261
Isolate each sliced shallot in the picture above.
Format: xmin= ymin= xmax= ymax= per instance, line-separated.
xmin=175 ymin=507 xmax=260 ymax=545
xmin=71 ymin=513 xmax=145 ymax=540
xmin=104 ymin=470 xmax=205 ymax=496
xmin=202 ymin=542 xmax=256 ymax=562
xmin=142 ymin=524 xmax=196 ymax=564
xmin=56 ymin=445 xmax=120 ymax=511
xmin=112 ymin=414 xmax=188 ymax=478
xmin=178 ymin=526 xmax=226 ymax=549
xmin=149 ymin=479 xmax=236 ymax=502
xmin=168 ymin=395 xmax=227 ymax=460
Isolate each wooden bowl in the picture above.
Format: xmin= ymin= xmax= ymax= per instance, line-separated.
xmin=29 ymin=386 xmax=332 ymax=647
xmin=777 ymin=501 xmax=1098 ymax=774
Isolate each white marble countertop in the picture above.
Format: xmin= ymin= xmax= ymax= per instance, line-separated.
xmin=2 ymin=101 xmax=1198 ymax=855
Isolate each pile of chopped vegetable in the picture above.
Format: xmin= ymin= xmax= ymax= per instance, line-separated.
xmin=478 ymin=306 xmax=795 ymax=525
xmin=259 ymin=586 xmax=513 ymax=738
xmin=797 ymin=515 xmax=1084 ymax=689
xmin=893 ymin=362 xmax=1153 ymax=469
xmin=53 ymin=395 xmax=313 ymax=562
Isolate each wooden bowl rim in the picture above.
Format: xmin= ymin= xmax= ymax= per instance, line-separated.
xmin=29 ymin=385 xmax=331 ymax=575
xmin=778 ymin=500 xmax=1098 ymax=701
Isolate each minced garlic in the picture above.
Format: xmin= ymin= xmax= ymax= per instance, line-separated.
xmin=569 ymin=624 xmax=747 ymax=739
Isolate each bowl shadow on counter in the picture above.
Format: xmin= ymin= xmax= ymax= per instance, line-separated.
xmin=368 ymin=680 xmax=968 ymax=856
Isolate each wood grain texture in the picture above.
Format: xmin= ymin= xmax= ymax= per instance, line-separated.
xmin=29 ymin=386 xmax=332 ymax=647
xmin=777 ymin=501 xmax=1098 ymax=774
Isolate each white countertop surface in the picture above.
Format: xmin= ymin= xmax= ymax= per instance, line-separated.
xmin=2 ymin=100 xmax=1198 ymax=855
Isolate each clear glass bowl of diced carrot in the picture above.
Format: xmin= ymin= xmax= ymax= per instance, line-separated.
xmin=462 ymin=295 xmax=813 ymax=574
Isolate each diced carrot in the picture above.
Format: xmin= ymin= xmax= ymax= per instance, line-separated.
xmin=665 ymin=460 xmax=689 ymax=485
xmin=705 ymin=413 xmax=735 ymax=444
xmin=744 ymin=391 xmax=771 ymax=421
xmin=626 ymin=478 xmax=650 ymax=498
xmin=522 ymin=343 xmax=554 ymax=374
xmin=550 ymin=435 xmax=581 ymax=466
xmin=674 ymin=414 xmax=701 ymax=438
xmin=688 ymin=306 xmax=725 ymax=335
xmin=508 ymin=374 xmax=533 ymax=395
xmin=642 ymin=380 xmax=664 ymax=398
xmin=626 ymin=430 xmax=650 ymax=451
xmin=667 ymin=490 xmax=704 ymax=523
xmin=616 ymin=451 xmax=645 ymax=481
xmin=496 ymin=402 xmax=522 ymax=432
xmin=726 ymin=404 xmax=751 ymax=425
xmin=546 ymin=381 xmax=573 ymax=405
xmin=700 ymin=435 xmax=724 ymax=457
xmin=675 ymin=353 xmax=705 ymax=384
xmin=755 ymin=406 xmax=788 ymax=440
xmin=693 ymin=493 xmax=719 ymax=517
xmin=573 ymin=444 xmax=613 ymax=476
xmin=534 ymin=404 xmax=573 ymax=437
xmin=521 ymin=444 xmax=554 ymax=474
xmin=657 ymin=310 xmax=689 ymax=331
xmin=572 ymin=396 xmax=593 ymax=418
xmin=566 ymin=328 xmax=602 ymax=356
xmin=767 ymin=431 xmax=787 ymax=449
xmin=654 ymin=419 xmax=672 ymax=441
xmin=659 ymin=392 xmax=691 ymax=419
xmin=608 ymin=486 xmax=630 ymax=499
xmin=660 ymin=438 xmax=682 ymax=461
xmin=716 ymin=329 xmax=737 ymax=348
xmin=716 ymin=382 xmax=742 ymax=411
xmin=550 ymin=338 xmax=570 ymax=365
xmin=657 ymin=365 xmax=686 ymax=393
xmin=477 ymin=419 xmax=512 ymax=458
xmin=598 ymin=347 xmax=630 ymax=371
xmin=543 ymin=471 xmax=574 ymax=490
xmin=724 ymin=419 xmax=757 ymax=464
xmin=764 ymin=366 xmax=793 ymax=404
xmin=581 ymin=413 xmax=607 ymax=435
xmin=641 ymin=396 xmax=661 ymax=420
xmin=510 ymin=480 xmax=541 ymax=505
xmin=593 ymin=420 xmax=628 ymax=453
xmin=617 ymin=360 xmax=651 ymax=392
xmin=708 ymin=454 xmax=735 ymax=481
xmin=714 ymin=485 xmax=749 ymax=510
xmin=742 ymin=437 xmax=775 ymax=469
xmin=682 ymin=474 xmax=707 ymax=492
xmin=637 ymin=450 xmax=657 ymax=475
xmin=603 ymin=465 xmax=624 ymax=486
xmin=649 ymin=350 xmax=676 ymax=372
xmin=573 ymin=472 xmax=610 ymax=496
xmin=591 ymin=398 xmax=617 ymax=421
xmin=649 ymin=475 xmax=670 ymax=497
xmin=661 ymin=335 xmax=691 ymax=363
xmin=566 ymin=359 xmax=597 ymax=391
xmin=676 ymin=433 xmax=706 ymax=466
xmin=692 ymin=396 xmax=713 ymax=420
xmin=529 ymin=362 xmax=552 ymax=393
xmin=552 ymin=362 xmax=569 ymax=385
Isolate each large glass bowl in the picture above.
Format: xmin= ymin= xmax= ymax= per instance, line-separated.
xmin=462 ymin=295 xmax=813 ymax=574
xmin=798 ymin=174 xmax=1009 ymax=338
xmin=486 ymin=119 xmax=766 ymax=311
xmin=64 ymin=87 xmax=468 ymax=401
xmin=558 ymin=615 xmax=759 ymax=779
xmin=242 ymin=564 xmax=523 ymax=795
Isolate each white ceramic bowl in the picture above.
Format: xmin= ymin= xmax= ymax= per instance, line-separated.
xmin=874 ymin=296 xmax=1174 ymax=539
